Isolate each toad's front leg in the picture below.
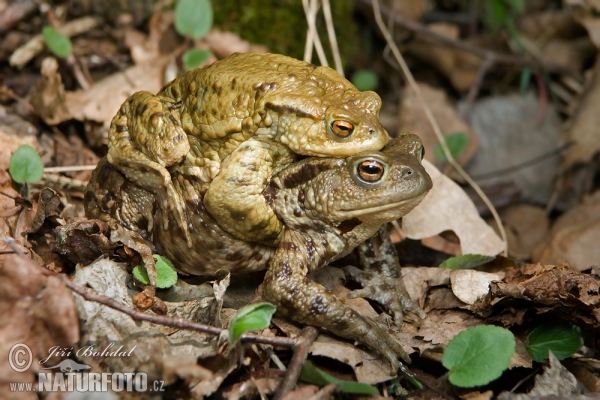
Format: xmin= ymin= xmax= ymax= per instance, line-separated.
xmin=263 ymin=231 xmax=410 ymax=374
xmin=203 ymin=139 xmax=296 ymax=246
xmin=107 ymin=91 xmax=192 ymax=245
xmin=344 ymin=225 xmax=425 ymax=322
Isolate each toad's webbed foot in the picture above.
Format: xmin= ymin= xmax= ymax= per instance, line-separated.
xmin=344 ymin=225 xmax=425 ymax=322
xmin=107 ymin=91 xmax=192 ymax=246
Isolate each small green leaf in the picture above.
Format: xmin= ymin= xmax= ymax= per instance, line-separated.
xmin=132 ymin=265 xmax=150 ymax=285
xmin=182 ymin=49 xmax=212 ymax=70
xmin=351 ymin=70 xmax=378 ymax=91
xmin=229 ymin=303 xmax=276 ymax=344
xmin=133 ymin=255 xmax=178 ymax=288
xmin=300 ymin=361 xmax=378 ymax=395
xmin=9 ymin=145 xmax=44 ymax=183
xmin=42 ymin=26 xmax=72 ymax=58
xmin=439 ymin=254 xmax=495 ymax=270
xmin=174 ymin=0 xmax=213 ymax=39
xmin=443 ymin=325 xmax=515 ymax=387
xmin=526 ymin=321 xmax=584 ymax=362
xmin=434 ymin=132 xmax=468 ymax=161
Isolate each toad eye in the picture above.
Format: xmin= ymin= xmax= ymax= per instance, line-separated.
xmin=419 ymin=145 xmax=425 ymax=161
xmin=357 ymin=160 xmax=384 ymax=183
xmin=330 ymin=120 xmax=354 ymax=138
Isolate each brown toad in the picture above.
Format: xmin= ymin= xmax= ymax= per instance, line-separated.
xmin=86 ymin=133 xmax=432 ymax=372
xmin=106 ymin=52 xmax=389 ymax=247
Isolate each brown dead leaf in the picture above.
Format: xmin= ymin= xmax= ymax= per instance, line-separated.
xmin=490 ymin=263 xmax=600 ymax=326
xmin=403 ymin=160 xmax=505 ymax=256
xmin=279 ymin=385 xmax=319 ymax=400
xmin=398 ymin=82 xmax=479 ymax=167
xmin=577 ymin=13 xmax=600 ymax=50
xmin=54 ymin=134 xmax=99 ymax=181
xmin=202 ymin=30 xmax=268 ymax=59
xmin=0 ymin=105 xmax=38 ymax=170
xmin=29 ymin=57 xmax=71 ymax=125
xmin=65 ymin=57 xmax=171 ymax=130
xmin=501 ymin=204 xmax=549 ymax=260
xmin=54 ymin=219 xmax=116 ymax=266
xmin=223 ymin=376 xmax=280 ymax=400
xmin=309 ymin=334 xmax=394 ymax=385
xmin=416 ymin=309 xmax=482 ymax=353
xmin=27 ymin=188 xmax=60 ymax=233
xmin=401 ymin=266 xmax=451 ymax=308
xmin=0 ymin=253 xmax=79 ymax=392
xmin=533 ymin=191 xmax=600 ymax=270
xmin=523 ymin=352 xmax=586 ymax=397
xmin=561 ymin=57 xmax=600 ymax=170
xmin=406 ymin=23 xmax=482 ymax=92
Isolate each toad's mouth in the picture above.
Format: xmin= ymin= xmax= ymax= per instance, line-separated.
xmin=338 ymin=192 xmax=428 ymax=218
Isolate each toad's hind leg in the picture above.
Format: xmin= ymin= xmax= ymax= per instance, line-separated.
xmin=107 ymin=91 xmax=192 ymax=246
xmin=203 ymin=139 xmax=295 ymax=246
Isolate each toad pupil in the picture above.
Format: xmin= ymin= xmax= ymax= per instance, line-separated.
xmin=358 ymin=160 xmax=384 ymax=182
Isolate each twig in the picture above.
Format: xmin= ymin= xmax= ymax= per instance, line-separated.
xmin=44 ymin=165 xmax=97 ymax=173
xmin=273 ymin=326 xmax=319 ymax=400
xmin=462 ymin=57 xmax=494 ymax=121
xmin=322 ymin=0 xmax=343 ymax=75
xmin=370 ymin=0 xmax=508 ymax=256
xmin=4 ymin=239 xmax=297 ymax=349
xmin=302 ymin=0 xmax=328 ymax=66
xmin=39 ymin=173 xmax=89 ymax=192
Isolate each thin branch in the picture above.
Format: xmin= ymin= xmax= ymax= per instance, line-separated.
xmin=273 ymin=326 xmax=319 ymax=400
xmin=462 ymin=57 xmax=494 ymax=121
xmin=4 ymin=239 xmax=297 ymax=349
xmin=302 ymin=0 xmax=328 ymax=66
xmin=370 ymin=0 xmax=508 ymax=256
xmin=322 ymin=0 xmax=343 ymax=75
xmin=44 ymin=165 xmax=97 ymax=173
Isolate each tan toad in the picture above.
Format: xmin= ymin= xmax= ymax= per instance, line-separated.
xmin=107 ymin=52 xmax=389 ymax=247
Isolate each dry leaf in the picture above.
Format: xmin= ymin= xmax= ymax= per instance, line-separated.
xmin=560 ymin=57 xmax=600 ymax=170
xmin=526 ymin=352 xmax=586 ymax=396
xmin=201 ymin=30 xmax=268 ymax=59
xmin=29 ymin=57 xmax=71 ymax=125
xmin=0 ymin=253 xmax=79 ymax=392
xmin=403 ymin=160 xmax=505 ymax=256
xmin=533 ymin=191 xmax=600 ymax=270
xmin=464 ymin=92 xmax=562 ymax=205
xmin=0 ymin=105 xmax=38 ymax=170
xmin=490 ymin=263 xmax=600 ymax=326
xmin=501 ymin=204 xmax=549 ymax=260
xmin=65 ymin=57 xmax=171 ymax=129
xmin=450 ymin=270 xmax=505 ymax=305
xmin=406 ymin=23 xmax=482 ymax=91
xmin=398 ymin=82 xmax=479 ymax=167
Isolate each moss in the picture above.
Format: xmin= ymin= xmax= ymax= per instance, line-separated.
xmin=212 ymin=0 xmax=357 ymax=69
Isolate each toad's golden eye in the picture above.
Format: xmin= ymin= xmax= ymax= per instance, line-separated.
xmin=357 ymin=160 xmax=384 ymax=182
xmin=331 ymin=120 xmax=354 ymax=138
